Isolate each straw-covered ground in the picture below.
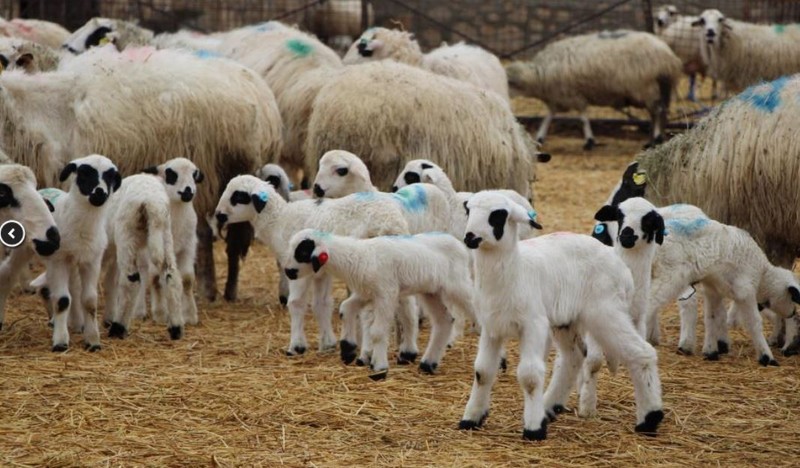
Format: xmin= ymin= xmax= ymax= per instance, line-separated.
xmin=2 ymin=132 xmax=799 ymax=466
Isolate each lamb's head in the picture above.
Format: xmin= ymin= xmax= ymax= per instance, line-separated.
xmin=256 ymin=164 xmax=292 ymax=201
xmin=343 ymin=27 xmax=419 ymax=64
xmin=505 ymin=61 xmax=533 ymax=97
xmin=655 ymin=5 xmax=679 ymax=31
xmin=59 ymin=154 xmax=121 ymax=207
xmin=692 ymin=9 xmax=730 ymax=47
xmin=142 ymin=157 xmax=203 ymax=204
xmin=595 ymin=197 xmax=665 ymax=249
xmin=283 ymin=228 xmax=331 ymax=280
xmin=464 ymin=191 xmax=542 ymax=250
xmin=392 ymin=159 xmax=440 ymax=192
xmin=0 ymin=38 xmax=37 ymax=73
xmin=0 ymin=164 xmax=60 ymax=257
xmin=62 ymin=17 xmax=118 ymax=54
xmin=214 ymin=175 xmax=273 ymax=235
xmin=760 ymin=267 xmax=800 ymax=320
xmin=313 ymin=150 xmax=372 ymax=198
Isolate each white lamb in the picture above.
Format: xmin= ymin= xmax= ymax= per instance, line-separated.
xmin=459 ymin=191 xmax=663 ymax=440
xmin=214 ymin=175 xmax=420 ymax=363
xmin=102 ymin=174 xmax=184 ymax=340
xmin=38 ymin=155 xmax=121 ymax=352
xmin=283 ymin=228 xmax=476 ymax=379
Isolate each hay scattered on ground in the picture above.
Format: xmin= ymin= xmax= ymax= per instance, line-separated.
xmin=1 ymin=136 xmax=798 ymax=466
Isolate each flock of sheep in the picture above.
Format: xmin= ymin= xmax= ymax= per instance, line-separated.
xmin=0 ymin=3 xmax=799 ymax=442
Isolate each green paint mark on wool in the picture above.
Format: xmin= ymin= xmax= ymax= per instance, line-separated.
xmin=286 ymin=38 xmax=313 ymax=57
xmin=774 ymin=24 xmax=786 ymax=34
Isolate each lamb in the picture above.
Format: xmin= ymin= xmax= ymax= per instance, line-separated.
xmin=142 ymin=158 xmax=201 ymax=325
xmin=0 ymin=17 xmax=70 ymax=50
xmin=343 ymin=27 xmax=509 ymax=101
xmin=62 ymin=17 xmax=154 ymax=54
xmin=214 ymin=175 xmax=420 ymax=361
xmin=102 ymin=174 xmax=184 ymax=340
xmin=627 ymin=74 xmax=800 ymax=353
xmin=151 ymin=30 xmax=223 ymax=52
xmin=693 ymin=9 xmax=800 ymax=93
xmin=458 ymin=191 xmax=663 ymax=440
xmin=283 ymin=229 xmax=476 ymax=379
xmin=0 ymin=163 xmax=61 ymax=330
xmin=0 ymin=45 xmax=282 ymax=302
xmin=305 ymin=60 xmax=540 ymax=197
xmin=38 ymin=155 xmax=121 ymax=352
xmin=0 ymin=37 xmax=61 ymax=73
xmin=506 ymin=30 xmax=682 ymax=150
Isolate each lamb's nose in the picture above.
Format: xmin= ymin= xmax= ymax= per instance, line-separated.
xmin=313 ymin=184 xmax=325 ymax=198
xmin=464 ymin=232 xmax=483 ymax=249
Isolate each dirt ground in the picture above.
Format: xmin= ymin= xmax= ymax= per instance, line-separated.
xmin=1 ymin=129 xmax=799 ymax=466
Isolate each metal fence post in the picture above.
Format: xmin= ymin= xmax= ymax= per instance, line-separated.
xmin=361 ymin=0 xmax=370 ymax=31
xmin=642 ymin=0 xmax=654 ymax=33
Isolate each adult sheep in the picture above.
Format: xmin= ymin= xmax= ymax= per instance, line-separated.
xmin=0 ymin=37 xmax=61 ymax=73
xmin=305 ymin=61 xmax=542 ymax=198
xmin=0 ymin=45 xmax=283 ymax=302
xmin=506 ymin=30 xmax=682 ymax=150
xmin=0 ymin=17 xmax=70 ymax=50
xmin=694 ymin=9 xmax=800 ymax=93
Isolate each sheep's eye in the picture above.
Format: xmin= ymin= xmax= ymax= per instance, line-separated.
xmin=336 ymin=167 xmax=348 ymax=176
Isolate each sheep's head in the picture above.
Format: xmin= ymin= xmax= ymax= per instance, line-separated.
xmin=0 ymin=164 xmax=60 ymax=257
xmin=142 ymin=157 xmax=203 ymax=204
xmin=692 ymin=9 xmax=730 ymax=47
xmin=256 ymin=164 xmax=292 ymax=201
xmin=283 ymin=228 xmax=331 ymax=280
xmin=214 ymin=175 xmax=272 ymax=236
xmin=761 ymin=268 xmax=800 ymax=320
xmin=391 ymin=159 xmax=440 ymax=192
xmin=313 ymin=150 xmax=371 ymax=199
xmin=595 ymin=198 xmax=664 ymax=249
xmin=59 ymin=154 xmax=120 ymax=207
xmin=343 ymin=27 xmax=420 ymax=65
xmin=62 ymin=17 xmax=117 ymax=54
xmin=655 ymin=5 xmax=678 ymax=31
xmin=464 ymin=191 xmax=542 ymax=250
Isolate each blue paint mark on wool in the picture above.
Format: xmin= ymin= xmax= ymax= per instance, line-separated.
xmin=665 ymin=217 xmax=710 ymax=237
xmin=193 ymin=49 xmax=221 ymax=60
xmin=391 ymin=185 xmax=428 ymax=213
xmin=253 ymin=21 xmax=282 ymax=33
xmin=738 ymin=76 xmax=790 ymax=113
xmin=286 ymin=38 xmax=313 ymax=57
xmin=38 ymin=188 xmax=64 ymax=204
xmin=257 ymin=191 xmax=268 ymax=202
xmin=383 ymin=232 xmax=449 ymax=240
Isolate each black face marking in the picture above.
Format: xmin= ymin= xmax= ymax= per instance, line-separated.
xmin=164 ymin=168 xmax=178 ymax=185
xmin=488 ymin=209 xmax=509 ymax=240
xmin=85 ymin=26 xmax=113 ymax=50
xmin=193 ymin=170 xmax=203 ymax=183
xmin=284 ymin=268 xmax=298 ymax=280
xmin=66 ymin=164 xmax=99 ymax=196
xmin=403 ymin=172 xmax=421 ymax=185
xmin=463 ymin=201 xmax=470 ymax=216
xmin=44 ymin=198 xmax=55 ymax=212
xmin=230 ymin=190 xmax=251 ymax=206
xmin=618 ymin=226 xmax=638 ymax=249
xmin=0 ymin=55 xmax=9 ymax=69
xmin=15 ymin=53 xmax=33 ymax=68
xmin=215 ymin=212 xmax=228 ymax=233
xmin=391 ymin=185 xmax=398 ymax=192
xmin=790 ymin=286 xmax=800 ymax=305
xmin=313 ymin=184 xmax=325 ymax=198
xmin=142 ymin=166 xmax=159 ymax=175
xmin=102 ymin=168 xmax=121 ymax=192
xmin=357 ymin=41 xmax=373 ymax=57
xmin=59 ymin=163 xmax=77 ymax=182
xmin=610 ymin=162 xmax=647 ymax=206
xmin=0 ymin=183 xmax=19 ymax=208
xmin=127 ymin=272 xmax=140 ymax=282
xmin=294 ymin=238 xmax=316 ymax=263
xmin=640 ymin=210 xmax=665 ymax=244
xmin=421 ymin=163 xmax=433 ymax=170
xmin=311 ymin=256 xmax=323 ymax=272
xmin=265 ymin=175 xmax=282 ymax=190
xmin=594 ymin=205 xmax=619 ymax=223
xmin=179 ymin=187 xmax=194 ymax=202
xmin=251 ymin=193 xmax=266 ymax=213
xmin=464 ymin=232 xmax=482 ymax=249
xmin=591 ymin=223 xmax=613 ymax=246
xmin=33 ymin=226 xmax=60 ymax=256
xmin=57 ymin=296 xmax=70 ymax=312
xmin=336 ymin=167 xmax=349 ymax=177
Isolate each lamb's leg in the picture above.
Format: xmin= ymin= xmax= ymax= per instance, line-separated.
xmin=277 ymin=260 xmax=289 ymax=306
xmin=765 ymin=310 xmax=784 ymax=348
xmin=543 ymin=325 xmax=585 ymax=419
xmin=577 ymin=335 xmax=602 ymax=418
xmin=338 ymin=292 xmax=366 ymax=365
xmin=311 ymin=274 xmax=336 ymax=352
xmin=357 ymin=306 xmax=372 ymax=366
xmin=47 ymin=261 xmax=72 ymax=352
xmin=535 ymin=110 xmax=554 ymax=145
xmin=133 ymin=252 xmax=149 ymax=321
xmin=177 ymin=248 xmax=198 ymax=325
xmin=782 ymin=315 xmax=800 ymax=356
xmin=677 ymin=287 xmax=699 ymax=355
xmin=101 ymin=252 xmax=117 ymax=328
xmin=67 ymin=266 xmax=83 ymax=333
xmin=395 ymin=295 xmax=419 ymax=364
xmin=223 ymin=221 xmax=254 ymax=302
xmin=162 ymin=264 xmax=185 ymax=341
xmin=701 ymin=287 xmax=727 ymax=360
xmin=518 ymin=316 xmax=550 ymax=441
xmin=587 ymin=306 xmax=663 ymax=435
xmin=733 ymin=299 xmax=777 ymax=366
xmin=417 ymin=294 xmax=453 ymax=374
xmin=195 ymin=218 xmax=217 ymax=302
xmin=460 ymin=330 xmax=504 ymax=430
xmin=365 ymin=295 xmax=397 ymax=379
xmin=0 ymin=247 xmax=33 ymax=330
xmin=286 ymin=276 xmax=312 ymax=355
xmin=647 ymin=276 xmax=692 ymax=347
xmin=687 ymin=73 xmax=697 ymax=102
xmin=580 ymin=112 xmax=595 ymax=150
xmin=77 ymin=260 xmax=102 ymax=352
xmin=108 ymin=245 xmax=140 ymax=339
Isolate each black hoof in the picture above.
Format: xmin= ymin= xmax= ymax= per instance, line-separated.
xmin=108 ymin=322 xmax=127 ymax=339
xmin=635 ymin=410 xmax=664 ymax=435
xmin=703 ymin=351 xmax=719 ymax=361
xmin=397 ymin=351 xmax=417 ymax=365
xmin=168 ymin=326 xmax=183 ymax=340
xmin=84 ymin=343 xmax=101 ymax=352
xmin=458 ymin=412 xmax=488 ymax=430
xmin=279 ymin=295 xmax=288 ymax=306
xmin=759 ymin=354 xmax=779 ymax=366
xmin=522 ymin=419 xmax=548 ymax=441
xmin=583 ymin=138 xmax=595 ymax=151
xmin=783 ymin=346 xmax=799 ymax=357
xmin=419 ymin=361 xmax=438 ymax=375
xmin=676 ymin=347 xmax=692 ymax=356
xmin=536 ymin=137 xmax=545 ymax=145
xmin=292 ymin=345 xmax=306 ymax=355
xmin=52 ymin=343 xmax=68 ymax=352
xmin=355 ymin=358 xmax=367 ymax=367
xmin=499 ymin=357 xmax=507 ymax=371
xmin=368 ymin=369 xmax=388 ymax=381
xmin=340 ymin=340 xmax=357 ymax=364
xmin=717 ymin=340 xmax=730 ymax=354
xmin=102 ymin=319 xmax=112 ymax=329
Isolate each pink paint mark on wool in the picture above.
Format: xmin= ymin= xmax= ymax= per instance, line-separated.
xmin=10 ymin=20 xmax=34 ymax=35
xmin=121 ymin=46 xmax=158 ymax=62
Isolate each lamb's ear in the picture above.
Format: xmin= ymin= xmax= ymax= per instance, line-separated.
xmin=507 ymin=203 xmax=542 ymax=230
xmin=641 ymin=210 xmax=666 ymax=244
xmin=789 ymin=286 xmax=800 ymax=305
xmin=141 ymin=166 xmax=159 ymax=175
xmin=111 ymin=170 xmax=122 ymax=192
xmin=420 ymin=162 xmax=433 ymax=170
xmin=251 ymin=190 xmax=268 ymax=213
xmin=594 ymin=204 xmax=619 ymax=222
xmin=691 ymin=17 xmax=705 ymax=27
xmin=59 ymin=163 xmax=77 ymax=182
xmin=193 ymin=169 xmax=204 ymax=184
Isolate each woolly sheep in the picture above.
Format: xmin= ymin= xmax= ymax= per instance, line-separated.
xmin=102 ymin=174 xmax=184 ymax=341
xmin=63 ymin=17 xmax=154 ymax=54
xmin=283 ymin=229 xmax=476 ymax=379
xmin=628 ymin=75 xmax=800 ymax=352
xmin=506 ymin=30 xmax=682 ymax=150
xmin=305 ymin=60 xmax=541 ymax=197
xmin=0 ymin=17 xmax=70 ymax=50
xmin=344 ymin=27 xmax=509 ymax=101
xmin=39 ymin=155 xmax=121 ymax=352
xmin=0 ymin=37 xmax=61 ymax=73
xmin=0 ymin=46 xmax=282 ymax=302
xmin=694 ymin=9 xmax=800 ymax=93
xmin=0 ymin=163 xmax=61 ymax=330
xmin=151 ymin=30 xmax=223 ymax=52
xmin=459 ymin=191 xmax=663 ymax=439
xmin=214 ymin=175 xmax=419 ymax=360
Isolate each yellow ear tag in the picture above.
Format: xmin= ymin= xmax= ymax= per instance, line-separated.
xmin=633 ymin=172 xmax=647 ymax=186
xmin=0 ymin=62 xmax=4 ymax=73
xmin=99 ymin=36 xmax=110 ymax=46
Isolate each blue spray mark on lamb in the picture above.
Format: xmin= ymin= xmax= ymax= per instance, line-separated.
xmin=391 ymin=185 xmax=428 ymax=213
xmin=739 ymin=76 xmax=789 ymax=113
xmin=665 ymin=217 xmax=710 ymax=237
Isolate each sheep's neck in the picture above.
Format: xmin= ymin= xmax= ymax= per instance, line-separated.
xmin=255 ymin=196 xmax=289 ymax=253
